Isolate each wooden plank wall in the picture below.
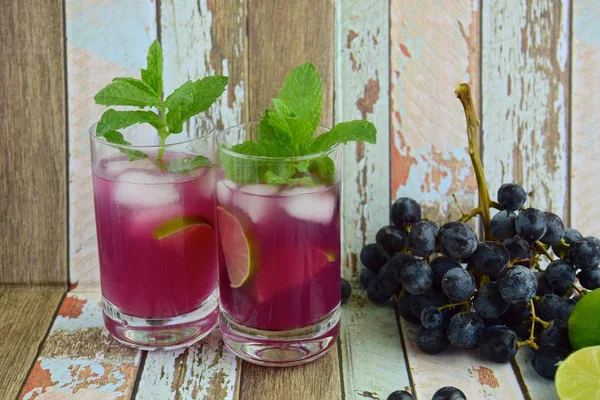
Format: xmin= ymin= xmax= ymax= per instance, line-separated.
xmin=3 ymin=0 xmax=600 ymax=399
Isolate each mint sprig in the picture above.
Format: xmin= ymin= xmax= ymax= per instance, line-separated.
xmin=222 ymin=63 xmax=376 ymax=185
xmin=94 ymin=40 xmax=228 ymax=170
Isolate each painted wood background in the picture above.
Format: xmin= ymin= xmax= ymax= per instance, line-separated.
xmin=1 ymin=0 xmax=600 ymax=399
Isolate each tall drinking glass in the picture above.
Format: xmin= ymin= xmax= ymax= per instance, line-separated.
xmin=90 ymin=115 xmax=219 ymax=350
xmin=216 ymin=123 xmax=342 ymax=366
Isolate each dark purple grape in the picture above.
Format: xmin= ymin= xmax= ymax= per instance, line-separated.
xmin=515 ymin=208 xmax=547 ymax=242
xmin=552 ymin=228 xmax=583 ymax=258
xmin=376 ymin=225 xmax=407 ymax=255
xmin=538 ymin=320 xmax=571 ymax=349
xmin=514 ymin=320 xmax=535 ymax=340
xmin=532 ymin=345 xmax=569 ymax=380
xmin=474 ymin=282 xmax=510 ymax=319
xmin=360 ymin=268 xmax=376 ymax=289
xmin=545 ymin=259 xmax=576 ymax=294
xmin=447 ymin=312 xmax=485 ymax=349
xmin=497 ymin=183 xmax=527 ymax=211
xmin=471 ymin=241 xmax=510 ymax=278
xmin=386 ymin=390 xmax=414 ymax=400
xmin=421 ymin=305 xmax=444 ymax=329
xmin=390 ymin=197 xmax=421 ymax=227
xmin=360 ymin=243 xmax=388 ymax=272
xmin=409 ymin=290 xmax=447 ymax=321
xmin=567 ymin=236 xmax=600 ymax=271
xmin=578 ymin=267 xmax=600 ymax=290
xmin=437 ymin=221 xmax=478 ymax=260
xmin=367 ymin=279 xmax=391 ymax=304
xmin=407 ymin=220 xmax=439 ymax=257
xmin=484 ymin=317 xmax=505 ymax=327
xmin=536 ymin=294 xmax=574 ymax=322
xmin=533 ymin=271 xmax=554 ymax=296
xmin=498 ymin=266 xmax=537 ymax=303
xmin=502 ymin=301 xmax=531 ymax=328
xmin=341 ymin=278 xmax=351 ymax=304
xmin=376 ymin=263 xmax=402 ymax=297
xmin=490 ymin=210 xmax=517 ymax=240
xmin=399 ymin=260 xmax=433 ymax=295
xmin=441 ymin=268 xmax=476 ymax=301
xmin=415 ymin=325 xmax=449 ymax=355
xmin=540 ymin=212 xmax=564 ymax=245
xmin=430 ymin=256 xmax=461 ymax=289
xmin=503 ymin=237 xmax=532 ymax=265
xmin=478 ymin=326 xmax=518 ymax=363
xmin=399 ymin=292 xmax=420 ymax=323
xmin=432 ymin=386 xmax=467 ymax=400
xmin=388 ymin=252 xmax=415 ymax=275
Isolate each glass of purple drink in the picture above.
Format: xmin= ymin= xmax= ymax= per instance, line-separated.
xmin=90 ymin=115 xmax=219 ymax=350
xmin=216 ymin=123 xmax=343 ymax=366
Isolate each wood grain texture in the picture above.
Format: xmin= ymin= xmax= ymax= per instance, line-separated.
xmin=135 ymin=331 xmax=240 ymax=400
xmin=389 ymin=0 xmax=480 ymax=223
xmin=512 ymin=348 xmax=557 ymax=400
xmin=481 ymin=0 xmax=570 ymax=217
xmin=571 ymin=0 xmax=600 ymax=236
xmin=66 ymin=0 xmax=157 ymax=290
xmin=0 ymin=0 xmax=67 ymax=284
xmin=399 ymin=320 xmax=525 ymax=400
xmin=247 ymin=0 xmax=334 ymax=126
xmin=0 ymin=286 xmax=64 ymax=399
xmin=19 ymin=292 xmax=142 ymax=399
xmin=241 ymin=347 xmax=342 ymax=400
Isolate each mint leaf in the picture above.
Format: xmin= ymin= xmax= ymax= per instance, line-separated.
xmin=103 ymin=131 xmax=148 ymax=161
xmin=96 ymin=109 xmax=163 ymax=137
xmin=167 ymin=155 xmax=211 ymax=174
xmin=263 ymin=170 xmax=314 ymax=186
xmin=309 ymin=156 xmax=335 ymax=185
xmin=141 ymin=39 xmax=163 ymax=96
xmin=165 ymin=76 xmax=228 ymax=133
xmin=272 ymin=98 xmax=292 ymax=116
xmin=309 ymin=120 xmax=376 ymax=153
xmin=94 ymin=77 xmax=161 ymax=107
xmin=277 ymin=63 xmax=322 ymax=143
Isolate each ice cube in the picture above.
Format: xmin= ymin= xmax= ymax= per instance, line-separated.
xmin=279 ymin=185 xmax=327 ymax=197
xmin=104 ymin=158 xmax=155 ymax=176
xmin=194 ymin=168 xmax=216 ymax=199
xmin=216 ymin=180 xmax=236 ymax=205
xmin=233 ymin=184 xmax=279 ymax=223
xmin=128 ymin=203 xmax=184 ymax=238
xmin=114 ymin=171 xmax=179 ymax=208
xmin=283 ymin=190 xmax=336 ymax=224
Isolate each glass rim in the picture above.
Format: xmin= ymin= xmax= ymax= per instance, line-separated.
xmin=216 ymin=122 xmax=341 ymax=161
xmin=89 ymin=113 xmax=216 ymax=149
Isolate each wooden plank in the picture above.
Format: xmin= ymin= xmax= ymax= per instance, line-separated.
xmin=135 ymin=331 xmax=240 ymax=400
xmin=512 ymin=348 xmax=558 ymax=400
xmin=571 ymin=0 xmax=600 ymax=236
xmin=0 ymin=0 xmax=67 ymax=284
xmin=389 ymin=0 xmax=480 ymax=223
xmin=482 ymin=1 xmax=570 ymax=397
xmin=240 ymin=347 xmax=342 ymax=400
xmin=335 ymin=2 xmax=411 ymax=399
xmin=0 ymin=286 xmax=65 ymax=399
xmin=247 ymin=0 xmax=334 ymax=126
xmin=481 ymin=0 xmax=570 ymax=217
xmin=66 ymin=0 xmax=157 ymax=290
xmin=19 ymin=292 xmax=142 ymax=399
xmin=399 ymin=321 xmax=525 ymax=400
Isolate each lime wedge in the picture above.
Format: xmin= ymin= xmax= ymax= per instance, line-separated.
xmin=217 ymin=206 xmax=253 ymax=288
xmin=153 ymin=216 xmax=210 ymax=239
xmin=555 ymin=346 xmax=600 ymax=400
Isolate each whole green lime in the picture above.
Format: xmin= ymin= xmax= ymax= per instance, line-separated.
xmin=569 ymin=288 xmax=600 ymax=350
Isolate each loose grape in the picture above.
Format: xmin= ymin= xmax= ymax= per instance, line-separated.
xmin=360 ymin=268 xmax=376 ymax=289
xmin=399 ymin=292 xmax=420 ymax=324
xmin=540 ymin=212 xmax=564 ymax=244
xmin=441 ymin=267 xmax=476 ymax=301
xmin=552 ymin=228 xmax=583 ymax=258
xmin=538 ymin=319 xmax=571 ymax=350
xmin=536 ymin=294 xmax=574 ymax=322
xmin=567 ymin=236 xmax=600 ymax=271
xmin=498 ymin=266 xmax=537 ymax=303
xmin=471 ymin=241 xmax=510 ymax=278
xmin=497 ymin=183 xmax=527 ymax=211
xmin=478 ymin=326 xmax=518 ymax=363
xmin=490 ymin=210 xmax=517 ymax=240
xmin=341 ymin=278 xmax=351 ymax=304
xmin=447 ymin=312 xmax=485 ymax=349
xmin=360 ymin=243 xmax=388 ymax=272
xmin=432 ymin=387 xmax=467 ymax=400
xmin=545 ymin=259 xmax=576 ymax=294
xmin=532 ymin=345 xmax=569 ymax=380
xmin=407 ymin=220 xmax=439 ymax=257
xmin=386 ymin=390 xmax=414 ymax=400
xmin=533 ymin=270 xmax=554 ymax=296
xmin=474 ymin=282 xmax=510 ymax=319
xmin=578 ymin=267 xmax=600 ymax=290
xmin=399 ymin=260 xmax=433 ymax=295
xmin=367 ymin=279 xmax=391 ymax=304
xmin=409 ymin=290 xmax=448 ymax=322
xmin=376 ymin=225 xmax=408 ymax=255
xmin=437 ymin=221 xmax=478 ymax=260
xmin=503 ymin=237 xmax=532 ymax=265
xmin=421 ymin=305 xmax=444 ymax=329
xmin=415 ymin=325 xmax=449 ymax=355
xmin=375 ymin=263 xmax=402 ymax=297
xmin=515 ymin=208 xmax=547 ymax=242
xmin=390 ymin=197 xmax=421 ymax=227
xmin=430 ymin=256 xmax=461 ymax=289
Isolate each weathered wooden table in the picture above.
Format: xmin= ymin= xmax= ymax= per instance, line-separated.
xmin=2 ymin=285 xmax=556 ymax=399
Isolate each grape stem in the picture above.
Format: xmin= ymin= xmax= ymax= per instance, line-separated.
xmin=455 ymin=84 xmax=492 ymax=239
xmin=516 ymin=300 xmax=550 ymax=350
xmin=533 ymin=241 xmax=555 ymax=262
xmin=438 ymin=299 xmax=471 ymax=311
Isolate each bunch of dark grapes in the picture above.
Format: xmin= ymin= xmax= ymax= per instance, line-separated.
xmin=359 ymin=182 xmax=600 ymax=383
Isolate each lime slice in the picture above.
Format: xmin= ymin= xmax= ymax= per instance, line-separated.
xmin=555 ymin=346 xmax=600 ymax=400
xmin=217 ymin=206 xmax=253 ymax=288
xmin=568 ymin=288 xmax=600 ymax=350
xmin=153 ymin=216 xmax=210 ymax=239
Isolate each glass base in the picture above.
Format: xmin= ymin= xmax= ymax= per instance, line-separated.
xmin=102 ymin=289 xmax=218 ymax=351
xmin=220 ymin=305 xmax=341 ymax=367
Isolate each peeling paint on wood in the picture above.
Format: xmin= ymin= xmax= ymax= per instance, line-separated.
xmin=482 ymin=0 xmax=569 ymax=217
xmin=20 ymin=293 xmax=141 ymax=400
xmin=571 ymin=0 xmax=600 ymax=236
xmin=390 ymin=0 xmax=479 ymax=224
xmin=66 ymin=0 xmax=158 ymax=290
xmin=399 ymin=321 xmax=525 ymax=399
xmin=135 ymin=331 xmax=238 ymax=400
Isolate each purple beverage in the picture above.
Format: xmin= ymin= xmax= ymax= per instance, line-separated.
xmin=217 ymin=182 xmax=341 ymax=331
